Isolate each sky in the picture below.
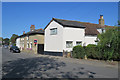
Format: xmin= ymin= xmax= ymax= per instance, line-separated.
xmin=2 ymin=2 xmax=118 ymax=38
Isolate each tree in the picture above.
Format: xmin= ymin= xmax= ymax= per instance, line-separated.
xmin=9 ymin=34 xmax=18 ymax=45
xmin=3 ymin=38 xmax=9 ymax=45
xmin=0 ymin=37 xmax=3 ymax=46
xmin=97 ymin=27 xmax=120 ymax=60
xmin=118 ymin=20 xmax=120 ymax=26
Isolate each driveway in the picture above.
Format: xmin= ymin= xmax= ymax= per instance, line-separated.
xmin=2 ymin=48 xmax=118 ymax=78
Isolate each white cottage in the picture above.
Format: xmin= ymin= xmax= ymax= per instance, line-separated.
xmin=44 ymin=15 xmax=110 ymax=56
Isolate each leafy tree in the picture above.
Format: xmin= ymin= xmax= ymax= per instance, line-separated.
xmin=9 ymin=34 xmax=18 ymax=45
xmin=97 ymin=27 xmax=120 ymax=60
xmin=0 ymin=37 xmax=3 ymax=46
xmin=2 ymin=38 xmax=9 ymax=45
xmin=118 ymin=20 xmax=120 ymax=26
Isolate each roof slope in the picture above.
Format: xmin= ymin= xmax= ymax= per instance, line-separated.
xmin=53 ymin=18 xmax=86 ymax=28
xmin=18 ymin=29 xmax=44 ymax=38
xmin=45 ymin=18 xmax=113 ymax=35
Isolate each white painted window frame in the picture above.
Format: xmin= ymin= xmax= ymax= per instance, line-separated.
xmin=66 ymin=41 xmax=73 ymax=48
xmin=76 ymin=41 xmax=82 ymax=46
xmin=50 ymin=28 xmax=57 ymax=35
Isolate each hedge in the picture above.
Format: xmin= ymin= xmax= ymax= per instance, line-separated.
xmin=85 ymin=44 xmax=102 ymax=60
xmin=72 ymin=44 xmax=120 ymax=61
xmin=72 ymin=45 xmax=85 ymax=59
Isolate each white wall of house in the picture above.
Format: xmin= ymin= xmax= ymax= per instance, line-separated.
xmin=63 ymin=27 xmax=85 ymax=52
xmin=16 ymin=38 xmax=20 ymax=48
xmin=84 ymin=36 xmax=97 ymax=46
xmin=45 ymin=20 xmax=99 ymax=53
xmin=44 ymin=20 xmax=63 ymax=52
xmin=97 ymin=28 xmax=105 ymax=34
xmin=97 ymin=29 xmax=102 ymax=34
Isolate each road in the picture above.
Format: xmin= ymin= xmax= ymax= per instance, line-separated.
xmin=1 ymin=47 xmax=118 ymax=79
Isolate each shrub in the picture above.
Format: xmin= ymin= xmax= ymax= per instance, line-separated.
xmin=97 ymin=27 xmax=120 ymax=61
xmin=85 ymin=44 xmax=102 ymax=60
xmin=13 ymin=43 xmax=16 ymax=46
xmin=72 ymin=45 xmax=85 ymax=59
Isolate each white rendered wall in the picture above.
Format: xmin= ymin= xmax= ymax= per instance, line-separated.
xmin=63 ymin=27 xmax=85 ymax=52
xmin=97 ymin=29 xmax=102 ymax=34
xmin=84 ymin=36 xmax=97 ymax=46
xmin=44 ymin=20 xmax=63 ymax=52
xmin=16 ymin=38 xmax=20 ymax=48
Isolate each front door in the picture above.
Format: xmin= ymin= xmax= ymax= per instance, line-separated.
xmin=37 ymin=44 xmax=44 ymax=54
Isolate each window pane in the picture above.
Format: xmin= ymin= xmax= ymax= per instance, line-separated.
xmin=66 ymin=41 xmax=73 ymax=48
xmin=50 ymin=28 xmax=57 ymax=35
xmin=76 ymin=41 xmax=82 ymax=46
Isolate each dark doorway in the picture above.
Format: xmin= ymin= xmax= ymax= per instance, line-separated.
xmin=37 ymin=44 xmax=44 ymax=54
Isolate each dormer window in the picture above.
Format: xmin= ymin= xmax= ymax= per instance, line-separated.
xmin=102 ymin=28 xmax=105 ymax=33
xmin=97 ymin=28 xmax=105 ymax=34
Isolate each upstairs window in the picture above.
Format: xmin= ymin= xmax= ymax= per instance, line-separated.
xmin=102 ymin=28 xmax=105 ymax=33
xmin=97 ymin=28 xmax=105 ymax=34
xmin=66 ymin=41 xmax=73 ymax=48
xmin=27 ymin=36 xmax=29 ymax=41
xmin=76 ymin=41 xmax=82 ymax=46
xmin=50 ymin=28 xmax=57 ymax=35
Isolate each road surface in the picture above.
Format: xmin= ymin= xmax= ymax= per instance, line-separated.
xmin=1 ymin=47 xmax=118 ymax=78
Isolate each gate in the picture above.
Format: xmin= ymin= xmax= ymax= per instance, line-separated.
xmin=37 ymin=44 xmax=44 ymax=54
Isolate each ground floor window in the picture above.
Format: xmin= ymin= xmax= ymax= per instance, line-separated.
xmin=95 ymin=40 xmax=98 ymax=45
xmin=66 ymin=41 xmax=73 ymax=48
xmin=27 ymin=43 xmax=29 ymax=48
xmin=76 ymin=41 xmax=82 ymax=46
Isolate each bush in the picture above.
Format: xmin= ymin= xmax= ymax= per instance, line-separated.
xmin=97 ymin=27 xmax=120 ymax=61
xmin=85 ymin=44 xmax=102 ymax=60
xmin=72 ymin=45 xmax=85 ymax=59
xmin=13 ymin=43 xmax=16 ymax=46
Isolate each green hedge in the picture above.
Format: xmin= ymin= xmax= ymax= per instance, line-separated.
xmin=72 ymin=45 xmax=85 ymax=59
xmin=85 ymin=44 xmax=102 ymax=60
xmin=72 ymin=44 xmax=120 ymax=61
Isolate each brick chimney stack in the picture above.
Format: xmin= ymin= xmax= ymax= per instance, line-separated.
xmin=99 ymin=15 xmax=104 ymax=26
xmin=23 ymin=31 xmax=25 ymax=34
xmin=30 ymin=25 xmax=35 ymax=31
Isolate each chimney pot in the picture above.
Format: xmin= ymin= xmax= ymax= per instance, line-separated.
xmin=100 ymin=15 xmax=103 ymax=19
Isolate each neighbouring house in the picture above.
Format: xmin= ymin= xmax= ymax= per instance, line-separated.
xmin=16 ymin=25 xmax=44 ymax=54
xmin=44 ymin=15 xmax=112 ymax=56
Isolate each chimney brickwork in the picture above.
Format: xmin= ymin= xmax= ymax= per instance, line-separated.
xmin=99 ymin=15 xmax=104 ymax=26
xmin=23 ymin=31 xmax=25 ymax=34
xmin=30 ymin=25 xmax=35 ymax=31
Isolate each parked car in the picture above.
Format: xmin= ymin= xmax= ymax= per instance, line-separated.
xmin=4 ymin=45 xmax=8 ymax=49
xmin=10 ymin=46 xmax=20 ymax=53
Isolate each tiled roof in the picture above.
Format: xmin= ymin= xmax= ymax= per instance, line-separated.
xmin=51 ymin=18 xmax=113 ymax=35
xmin=18 ymin=29 xmax=44 ymax=38
xmin=26 ymin=29 xmax=44 ymax=35
xmin=53 ymin=18 xmax=86 ymax=28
